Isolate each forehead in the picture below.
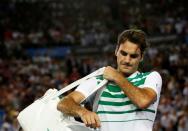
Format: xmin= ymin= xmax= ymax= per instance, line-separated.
xmin=118 ymin=41 xmax=141 ymax=54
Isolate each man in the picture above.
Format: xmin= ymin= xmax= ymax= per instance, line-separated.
xmin=57 ymin=29 xmax=162 ymax=131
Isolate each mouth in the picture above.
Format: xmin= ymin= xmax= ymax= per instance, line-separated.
xmin=121 ymin=64 xmax=132 ymax=69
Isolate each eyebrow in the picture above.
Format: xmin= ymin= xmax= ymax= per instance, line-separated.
xmin=120 ymin=50 xmax=139 ymax=58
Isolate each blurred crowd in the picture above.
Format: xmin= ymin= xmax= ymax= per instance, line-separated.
xmin=0 ymin=0 xmax=188 ymax=131
xmin=0 ymin=0 xmax=188 ymax=48
xmin=151 ymin=44 xmax=188 ymax=131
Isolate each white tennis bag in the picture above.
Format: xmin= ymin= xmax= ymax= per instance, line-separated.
xmin=17 ymin=67 xmax=108 ymax=131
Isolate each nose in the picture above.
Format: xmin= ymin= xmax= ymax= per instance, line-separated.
xmin=124 ymin=55 xmax=131 ymax=63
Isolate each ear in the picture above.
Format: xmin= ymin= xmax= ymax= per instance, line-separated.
xmin=140 ymin=52 xmax=144 ymax=62
xmin=115 ymin=46 xmax=119 ymax=56
xmin=140 ymin=56 xmax=144 ymax=62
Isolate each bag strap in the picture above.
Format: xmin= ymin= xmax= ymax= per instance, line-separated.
xmin=80 ymin=79 xmax=108 ymax=103
xmin=50 ymin=67 xmax=106 ymax=100
xmin=92 ymin=85 xmax=106 ymax=112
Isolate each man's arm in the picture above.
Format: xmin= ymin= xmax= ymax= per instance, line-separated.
xmin=103 ymin=66 xmax=158 ymax=109
xmin=57 ymin=91 xmax=101 ymax=128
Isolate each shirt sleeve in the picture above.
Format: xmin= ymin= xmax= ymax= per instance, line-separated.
xmin=75 ymin=77 xmax=101 ymax=98
xmin=143 ymin=71 xmax=162 ymax=98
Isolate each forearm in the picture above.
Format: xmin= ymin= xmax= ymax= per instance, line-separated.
xmin=57 ymin=97 xmax=88 ymax=117
xmin=57 ymin=96 xmax=101 ymax=128
xmin=114 ymin=74 xmax=155 ymax=109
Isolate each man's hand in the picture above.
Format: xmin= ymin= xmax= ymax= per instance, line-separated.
xmin=78 ymin=109 xmax=101 ymax=129
xmin=103 ymin=66 xmax=120 ymax=82
xmin=58 ymin=91 xmax=101 ymax=129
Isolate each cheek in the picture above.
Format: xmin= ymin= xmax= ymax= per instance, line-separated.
xmin=116 ymin=56 xmax=121 ymax=65
xmin=117 ymin=55 xmax=123 ymax=63
xmin=132 ymin=59 xmax=141 ymax=66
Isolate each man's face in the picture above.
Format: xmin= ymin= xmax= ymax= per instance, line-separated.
xmin=116 ymin=40 xmax=143 ymax=76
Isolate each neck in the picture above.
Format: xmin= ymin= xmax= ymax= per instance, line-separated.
xmin=117 ymin=69 xmax=132 ymax=78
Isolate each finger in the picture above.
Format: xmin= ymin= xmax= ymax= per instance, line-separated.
xmin=81 ymin=113 xmax=91 ymax=127
xmin=81 ymin=117 xmax=88 ymax=127
xmin=90 ymin=114 xmax=97 ymax=128
xmin=94 ymin=114 xmax=101 ymax=127
xmin=85 ymin=115 xmax=92 ymax=127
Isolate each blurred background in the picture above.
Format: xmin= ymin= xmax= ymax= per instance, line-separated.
xmin=0 ymin=0 xmax=188 ymax=131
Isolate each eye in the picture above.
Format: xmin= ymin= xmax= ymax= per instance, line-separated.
xmin=120 ymin=51 xmax=127 ymax=56
xmin=130 ymin=54 xmax=139 ymax=58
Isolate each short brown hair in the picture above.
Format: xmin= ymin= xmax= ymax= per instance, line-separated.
xmin=117 ymin=29 xmax=149 ymax=55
